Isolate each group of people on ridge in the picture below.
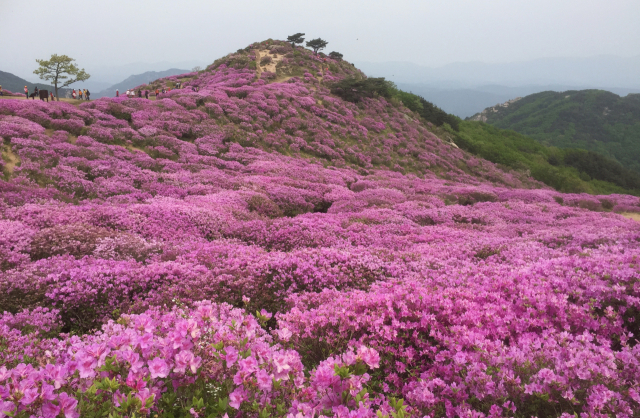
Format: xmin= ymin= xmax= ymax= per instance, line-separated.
xmin=23 ymin=86 xmax=54 ymax=101
xmin=114 ymin=83 xmax=199 ymax=99
xmin=72 ymin=89 xmax=90 ymax=100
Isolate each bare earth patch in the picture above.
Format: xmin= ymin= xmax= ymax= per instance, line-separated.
xmin=254 ymin=49 xmax=285 ymax=79
xmin=620 ymin=212 xmax=640 ymax=222
xmin=2 ymin=144 xmax=20 ymax=178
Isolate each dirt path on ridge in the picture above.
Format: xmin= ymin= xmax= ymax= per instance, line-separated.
xmin=254 ymin=50 xmax=263 ymax=77
xmin=254 ymin=49 xmax=285 ymax=80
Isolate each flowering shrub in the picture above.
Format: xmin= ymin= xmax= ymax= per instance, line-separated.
xmin=1 ymin=38 xmax=640 ymax=418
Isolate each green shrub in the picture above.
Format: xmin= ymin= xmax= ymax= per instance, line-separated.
xmin=260 ymin=56 xmax=272 ymax=65
xmin=330 ymin=77 xmax=394 ymax=103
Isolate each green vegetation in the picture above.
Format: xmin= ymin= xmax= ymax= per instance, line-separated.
xmin=330 ymin=77 xmax=393 ymax=103
xmin=330 ymin=78 xmax=460 ymax=131
xmin=471 ymin=89 xmax=640 ymax=173
xmin=306 ymin=38 xmax=328 ymax=54
xmin=34 ymin=54 xmax=90 ymax=101
xmin=451 ymin=121 xmax=640 ymax=195
xmin=287 ymin=33 xmax=305 ymax=48
xmin=391 ymin=89 xmax=460 ymax=131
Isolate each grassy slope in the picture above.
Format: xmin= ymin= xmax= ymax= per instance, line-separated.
xmin=472 ymin=89 xmax=640 ymax=173
xmin=450 ymin=120 xmax=640 ymax=196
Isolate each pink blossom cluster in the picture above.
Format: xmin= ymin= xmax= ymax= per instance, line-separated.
xmin=1 ymin=39 xmax=640 ymax=417
xmin=1 ymin=301 xmax=382 ymax=418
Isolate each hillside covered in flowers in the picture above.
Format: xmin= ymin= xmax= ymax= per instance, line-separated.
xmin=1 ymin=40 xmax=640 ymax=418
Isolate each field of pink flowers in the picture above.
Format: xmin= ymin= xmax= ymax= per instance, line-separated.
xmin=1 ymin=40 xmax=640 ymax=418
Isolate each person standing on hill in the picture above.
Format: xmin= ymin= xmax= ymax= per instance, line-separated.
xmin=0 ymin=85 xmax=3 ymax=96
xmin=144 ymin=90 xmax=149 ymax=99
xmin=34 ymin=86 xmax=39 ymax=97
xmin=79 ymin=89 xmax=83 ymax=100
xmin=116 ymin=89 xmax=119 ymax=97
xmin=24 ymin=86 xmax=28 ymax=98
xmin=155 ymin=88 xmax=159 ymax=99
xmin=72 ymin=89 xmax=76 ymax=99
xmin=138 ymin=90 xmax=142 ymax=98
xmin=85 ymin=89 xmax=90 ymax=101
xmin=50 ymin=91 xmax=54 ymax=101
xmin=125 ymin=89 xmax=130 ymax=98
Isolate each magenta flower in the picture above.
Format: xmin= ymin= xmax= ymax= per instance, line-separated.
xmin=224 ymin=346 xmax=238 ymax=367
xmin=75 ymin=354 xmax=97 ymax=379
xmin=174 ymin=350 xmax=201 ymax=374
xmin=41 ymin=401 xmax=61 ymax=418
xmin=0 ymin=402 xmax=16 ymax=418
xmin=229 ymin=386 xmax=248 ymax=409
xmin=256 ymin=369 xmax=272 ymax=392
xmin=148 ymin=357 xmax=170 ymax=378
xmin=276 ymin=327 xmax=292 ymax=341
xmin=57 ymin=393 xmax=79 ymax=418
xmin=238 ymin=356 xmax=258 ymax=375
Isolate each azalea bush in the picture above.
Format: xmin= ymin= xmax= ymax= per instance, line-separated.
xmin=1 ymin=39 xmax=640 ymax=418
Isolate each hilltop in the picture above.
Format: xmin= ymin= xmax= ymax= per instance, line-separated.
xmin=1 ymin=39 xmax=640 ymax=418
xmin=468 ymin=89 xmax=640 ymax=173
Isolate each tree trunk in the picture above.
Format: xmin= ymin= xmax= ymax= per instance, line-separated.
xmin=55 ymin=66 xmax=60 ymax=101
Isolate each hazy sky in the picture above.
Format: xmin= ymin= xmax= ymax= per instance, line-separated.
xmin=2 ymin=0 xmax=639 ymax=81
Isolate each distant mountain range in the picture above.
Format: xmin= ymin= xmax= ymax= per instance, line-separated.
xmin=395 ymin=84 xmax=640 ymax=118
xmin=467 ymin=89 xmax=640 ymax=174
xmin=93 ymin=69 xmax=190 ymax=98
xmin=357 ymin=55 xmax=640 ymax=88
xmin=357 ymin=55 xmax=640 ymax=118
xmin=0 ymin=70 xmax=71 ymax=96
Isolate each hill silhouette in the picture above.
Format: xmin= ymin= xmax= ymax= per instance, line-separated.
xmin=468 ymin=89 xmax=640 ymax=173
xmin=0 ymin=69 xmax=71 ymax=96
xmin=93 ymin=68 xmax=190 ymax=98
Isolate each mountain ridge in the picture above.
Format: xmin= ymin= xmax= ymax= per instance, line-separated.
xmin=93 ymin=68 xmax=190 ymax=98
xmin=467 ymin=89 xmax=640 ymax=173
xmin=0 ymin=70 xmax=71 ymax=96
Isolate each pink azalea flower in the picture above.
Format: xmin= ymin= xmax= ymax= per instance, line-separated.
xmin=357 ymin=346 xmax=380 ymax=369
xmin=75 ymin=354 xmax=97 ymax=379
xmin=148 ymin=357 xmax=170 ymax=378
xmin=173 ymin=350 xmax=190 ymax=374
xmin=256 ymin=369 xmax=272 ymax=392
xmin=229 ymin=386 xmax=248 ymax=409
xmin=224 ymin=346 xmax=238 ymax=367
xmin=276 ymin=328 xmax=293 ymax=341
xmin=238 ymin=356 xmax=258 ymax=375
xmin=42 ymin=401 xmax=61 ymax=418
xmin=58 ymin=393 xmax=79 ymax=418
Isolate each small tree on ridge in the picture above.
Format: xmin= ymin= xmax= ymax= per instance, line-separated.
xmin=329 ymin=51 xmax=343 ymax=61
xmin=34 ymin=54 xmax=90 ymax=101
xmin=306 ymin=38 xmax=328 ymax=55
xmin=287 ymin=33 xmax=305 ymax=48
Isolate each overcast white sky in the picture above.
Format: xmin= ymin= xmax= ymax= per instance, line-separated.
xmin=2 ymin=0 xmax=639 ymax=81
